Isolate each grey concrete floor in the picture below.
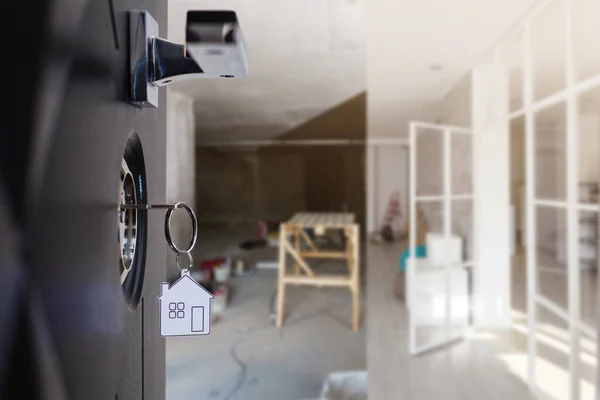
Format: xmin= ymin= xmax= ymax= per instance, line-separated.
xmin=167 ymin=224 xmax=366 ymax=400
xmin=167 ymin=224 xmax=599 ymax=399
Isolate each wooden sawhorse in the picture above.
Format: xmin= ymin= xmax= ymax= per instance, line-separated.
xmin=276 ymin=212 xmax=361 ymax=331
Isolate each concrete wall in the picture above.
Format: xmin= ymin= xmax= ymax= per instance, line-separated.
xmin=281 ymin=93 xmax=366 ymax=140
xmin=195 ymin=146 xmax=366 ymax=228
xmin=166 ymin=89 xmax=196 ymax=280
xmin=194 ymin=93 xmax=367 ymax=230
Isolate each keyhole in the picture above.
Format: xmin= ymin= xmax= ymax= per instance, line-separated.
xmin=118 ymin=133 xmax=148 ymax=310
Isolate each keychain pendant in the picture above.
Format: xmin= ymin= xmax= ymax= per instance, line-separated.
xmin=156 ymin=268 xmax=214 ymax=337
xmin=120 ymin=199 xmax=207 ymax=337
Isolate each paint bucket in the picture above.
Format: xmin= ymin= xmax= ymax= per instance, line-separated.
xmin=235 ymin=260 xmax=244 ymax=275
xmin=214 ymin=264 xmax=231 ymax=282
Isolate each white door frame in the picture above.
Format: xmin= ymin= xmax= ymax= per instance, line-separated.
xmin=477 ymin=0 xmax=600 ymax=397
xmin=408 ymin=121 xmax=474 ymax=355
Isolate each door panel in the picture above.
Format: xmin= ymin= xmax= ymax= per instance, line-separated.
xmin=408 ymin=122 xmax=474 ymax=356
xmin=191 ymin=306 xmax=205 ymax=333
xmin=3 ymin=0 xmax=168 ymax=399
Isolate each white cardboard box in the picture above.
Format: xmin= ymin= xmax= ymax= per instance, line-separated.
xmin=426 ymin=233 xmax=463 ymax=266
xmin=407 ymin=258 xmax=470 ymax=326
xmin=319 ymin=370 xmax=367 ymax=400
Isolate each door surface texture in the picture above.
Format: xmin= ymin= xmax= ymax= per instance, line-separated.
xmin=0 ymin=0 xmax=167 ymax=399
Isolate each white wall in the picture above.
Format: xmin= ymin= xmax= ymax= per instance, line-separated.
xmin=472 ymin=60 xmax=511 ymax=328
xmin=166 ymin=89 xmax=196 ymax=280
xmin=435 ymin=74 xmax=472 ymax=127
xmin=368 ymin=145 xmax=409 ymax=233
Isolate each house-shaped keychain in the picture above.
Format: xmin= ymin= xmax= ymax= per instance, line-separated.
xmin=157 ymin=269 xmax=214 ymax=337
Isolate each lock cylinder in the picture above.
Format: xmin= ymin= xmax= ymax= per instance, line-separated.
xmin=118 ymin=133 xmax=148 ymax=310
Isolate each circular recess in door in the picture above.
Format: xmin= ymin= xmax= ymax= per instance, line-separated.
xmin=118 ymin=133 xmax=148 ymax=309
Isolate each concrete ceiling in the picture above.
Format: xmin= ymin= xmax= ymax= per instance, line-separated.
xmin=168 ymin=0 xmax=365 ymax=142
xmin=367 ymin=0 xmax=538 ymax=137
xmin=169 ymin=0 xmax=538 ymax=142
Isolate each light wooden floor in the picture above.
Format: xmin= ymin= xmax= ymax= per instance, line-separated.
xmin=367 ymin=242 xmax=598 ymax=400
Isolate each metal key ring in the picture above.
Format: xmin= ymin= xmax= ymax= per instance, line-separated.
xmin=164 ymin=202 xmax=198 ymax=255
xmin=176 ymin=252 xmax=194 ymax=272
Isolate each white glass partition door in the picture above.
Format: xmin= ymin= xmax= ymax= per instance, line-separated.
xmin=487 ymin=0 xmax=600 ymax=397
xmin=408 ymin=121 xmax=474 ymax=356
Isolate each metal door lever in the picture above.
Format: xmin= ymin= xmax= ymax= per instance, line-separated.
xmin=129 ymin=10 xmax=248 ymax=108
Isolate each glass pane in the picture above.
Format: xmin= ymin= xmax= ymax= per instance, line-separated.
xmin=500 ymin=31 xmax=525 ymax=112
xmin=580 ymin=211 xmax=598 ymax=328
xmin=536 ymin=206 xmax=568 ymax=308
xmin=451 ymin=133 xmax=472 ymax=195
xmin=535 ymin=103 xmax=566 ymax=201
xmin=578 ymin=86 xmax=600 ymax=204
xmin=534 ymin=305 xmax=570 ymax=400
xmin=412 ymin=199 xmax=467 ymax=352
xmin=416 ymin=128 xmax=443 ymax=197
xmin=412 ymin=267 xmax=468 ymax=351
xmin=579 ymin=330 xmax=598 ymax=400
xmin=452 ymin=199 xmax=473 ymax=263
xmin=532 ymin=0 xmax=567 ymax=102
xmin=579 ymin=208 xmax=597 ymax=399
xmin=418 ymin=201 xmax=443 ymax=239
xmin=574 ymin=0 xmax=600 ymax=83
xmin=511 ymin=117 xmax=526 ymax=250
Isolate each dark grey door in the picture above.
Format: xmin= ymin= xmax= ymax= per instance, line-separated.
xmin=0 ymin=0 xmax=167 ymax=399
